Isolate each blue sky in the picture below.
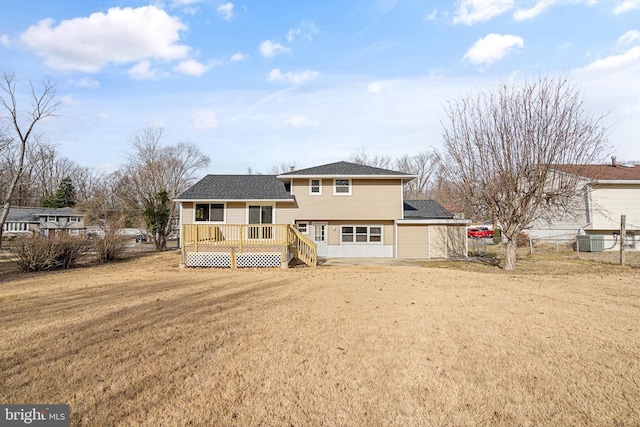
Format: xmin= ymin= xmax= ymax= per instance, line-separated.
xmin=1 ymin=0 xmax=639 ymax=174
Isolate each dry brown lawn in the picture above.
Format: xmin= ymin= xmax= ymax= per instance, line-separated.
xmin=1 ymin=251 xmax=639 ymax=426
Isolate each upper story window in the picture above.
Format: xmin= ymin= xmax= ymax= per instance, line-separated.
xmin=309 ymin=179 xmax=322 ymax=195
xmin=195 ymin=203 xmax=224 ymax=222
xmin=69 ymin=216 xmax=79 ymax=222
xmin=47 ymin=216 xmax=56 ymax=222
xmin=334 ymin=179 xmax=351 ymax=195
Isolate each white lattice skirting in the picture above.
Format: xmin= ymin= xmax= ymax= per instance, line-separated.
xmin=187 ymin=252 xmax=231 ymax=267
xmin=186 ymin=252 xmax=282 ymax=268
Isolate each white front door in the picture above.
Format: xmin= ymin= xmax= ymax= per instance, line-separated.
xmin=313 ymin=222 xmax=328 ymax=257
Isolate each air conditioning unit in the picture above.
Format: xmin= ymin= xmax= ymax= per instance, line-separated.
xmin=577 ymin=235 xmax=604 ymax=252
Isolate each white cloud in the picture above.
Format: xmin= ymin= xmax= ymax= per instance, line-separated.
xmin=286 ymin=21 xmax=320 ymax=42
xmin=230 ymin=51 xmax=248 ymax=62
xmin=172 ymin=0 xmax=201 ymax=5
xmin=283 ymin=115 xmax=319 ymax=128
xmin=60 ymin=95 xmax=78 ymax=105
xmin=513 ymin=0 xmax=556 ymax=20
xmin=424 ymin=9 xmax=439 ymax=20
xmin=367 ymin=81 xmax=386 ymax=94
xmin=19 ymin=6 xmax=190 ymax=73
xmin=70 ymin=77 xmax=100 ymax=88
xmin=464 ymin=33 xmax=524 ymax=65
xmin=0 ymin=35 xmax=11 ymax=47
xmin=259 ymin=40 xmax=291 ymax=58
xmin=217 ymin=2 xmax=234 ymax=21
xmin=619 ymin=30 xmax=640 ymax=45
xmin=174 ymin=59 xmax=208 ymax=76
xmin=453 ymin=0 xmax=514 ymax=25
xmin=128 ymin=60 xmax=159 ymax=80
xmin=192 ymin=109 xmax=219 ymax=130
xmin=584 ymin=46 xmax=640 ymax=71
xmin=614 ymin=0 xmax=640 ymax=14
xmin=268 ymin=68 xmax=319 ymax=85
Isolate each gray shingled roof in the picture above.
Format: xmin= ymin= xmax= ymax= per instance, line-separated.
xmin=6 ymin=207 xmax=84 ymax=222
xmin=176 ymin=175 xmax=294 ymax=200
xmin=279 ymin=161 xmax=412 ymax=177
xmin=403 ymin=200 xmax=454 ymax=219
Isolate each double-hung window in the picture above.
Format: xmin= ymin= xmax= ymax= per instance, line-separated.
xmin=334 ymin=179 xmax=351 ymax=195
xmin=309 ymin=179 xmax=322 ymax=195
xmin=195 ymin=203 xmax=224 ymax=222
xmin=341 ymin=225 xmax=383 ymax=244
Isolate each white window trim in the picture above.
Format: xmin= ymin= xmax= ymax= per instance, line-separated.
xmin=340 ymin=225 xmax=383 ymax=245
xmin=297 ymin=222 xmax=309 ymax=234
xmin=47 ymin=216 xmax=56 ymax=222
xmin=309 ymin=179 xmax=322 ymax=195
xmin=333 ymin=179 xmax=352 ymax=195
xmin=246 ymin=203 xmax=276 ymax=224
xmin=194 ymin=202 xmax=226 ymax=223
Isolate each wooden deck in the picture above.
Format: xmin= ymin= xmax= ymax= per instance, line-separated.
xmin=181 ymin=224 xmax=317 ymax=268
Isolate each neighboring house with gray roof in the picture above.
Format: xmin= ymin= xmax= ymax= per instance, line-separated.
xmin=176 ymin=161 xmax=469 ymax=264
xmin=3 ymin=207 xmax=86 ymax=238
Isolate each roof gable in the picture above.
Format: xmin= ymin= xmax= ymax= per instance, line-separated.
xmin=176 ymin=175 xmax=293 ymax=201
xmin=278 ymin=161 xmax=413 ymax=177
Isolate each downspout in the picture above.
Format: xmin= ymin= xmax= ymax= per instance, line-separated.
xmin=394 ymin=222 xmax=398 ymax=259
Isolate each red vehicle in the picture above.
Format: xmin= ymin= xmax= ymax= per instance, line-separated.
xmin=478 ymin=227 xmax=494 ymax=238
xmin=467 ymin=227 xmax=494 ymax=238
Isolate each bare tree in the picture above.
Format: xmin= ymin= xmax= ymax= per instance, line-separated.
xmin=115 ymin=125 xmax=210 ymax=250
xmin=269 ymin=162 xmax=297 ymax=175
xmin=439 ymin=75 xmax=608 ymax=270
xmin=348 ymin=146 xmax=392 ymax=169
xmin=395 ymin=151 xmax=438 ymax=199
xmin=0 ymin=72 xmax=60 ymax=247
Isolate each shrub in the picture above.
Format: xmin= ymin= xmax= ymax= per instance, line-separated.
xmin=493 ymin=228 xmax=501 ymax=245
xmin=93 ymin=233 xmax=129 ymax=263
xmin=12 ymin=235 xmax=90 ymax=272
xmin=516 ymin=232 xmax=530 ymax=248
xmin=13 ymin=237 xmax=59 ymax=272
xmin=53 ymin=234 xmax=90 ymax=269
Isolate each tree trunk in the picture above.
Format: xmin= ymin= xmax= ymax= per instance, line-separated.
xmin=504 ymin=238 xmax=518 ymax=270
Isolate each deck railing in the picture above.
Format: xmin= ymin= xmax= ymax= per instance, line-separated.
xmin=181 ymin=224 xmax=317 ymax=267
xmin=287 ymin=226 xmax=317 ymax=267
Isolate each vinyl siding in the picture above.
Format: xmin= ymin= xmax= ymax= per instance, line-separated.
xmin=226 ymin=202 xmax=246 ymax=223
xmin=397 ymin=225 xmax=429 ymax=258
xmin=397 ymin=224 xmax=467 ymax=259
xmin=278 ymin=178 xmax=404 ymax=223
xmin=182 ymin=202 xmax=194 ymax=225
xmin=590 ymin=185 xmax=640 ymax=230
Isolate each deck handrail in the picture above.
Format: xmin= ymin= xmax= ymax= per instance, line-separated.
xmin=181 ymin=224 xmax=317 ymax=267
xmin=287 ymin=225 xmax=318 ymax=267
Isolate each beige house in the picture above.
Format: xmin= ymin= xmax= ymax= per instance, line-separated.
xmin=529 ymin=160 xmax=640 ymax=250
xmin=176 ymin=162 xmax=469 ymax=267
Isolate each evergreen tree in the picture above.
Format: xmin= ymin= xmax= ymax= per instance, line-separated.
xmin=143 ymin=190 xmax=171 ymax=250
xmin=41 ymin=177 xmax=76 ymax=208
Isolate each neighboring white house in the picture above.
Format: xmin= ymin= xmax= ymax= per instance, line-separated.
xmin=528 ymin=159 xmax=640 ymax=250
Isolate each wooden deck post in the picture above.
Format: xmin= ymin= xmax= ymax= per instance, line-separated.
xmin=194 ymin=225 xmax=199 ymax=252
xmin=230 ymin=249 xmax=237 ymax=269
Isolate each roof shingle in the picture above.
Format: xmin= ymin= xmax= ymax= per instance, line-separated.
xmin=176 ymin=175 xmax=293 ymax=200
xmin=403 ymin=200 xmax=454 ymax=219
xmin=279 ymin=161 xmax=412 ymax=177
